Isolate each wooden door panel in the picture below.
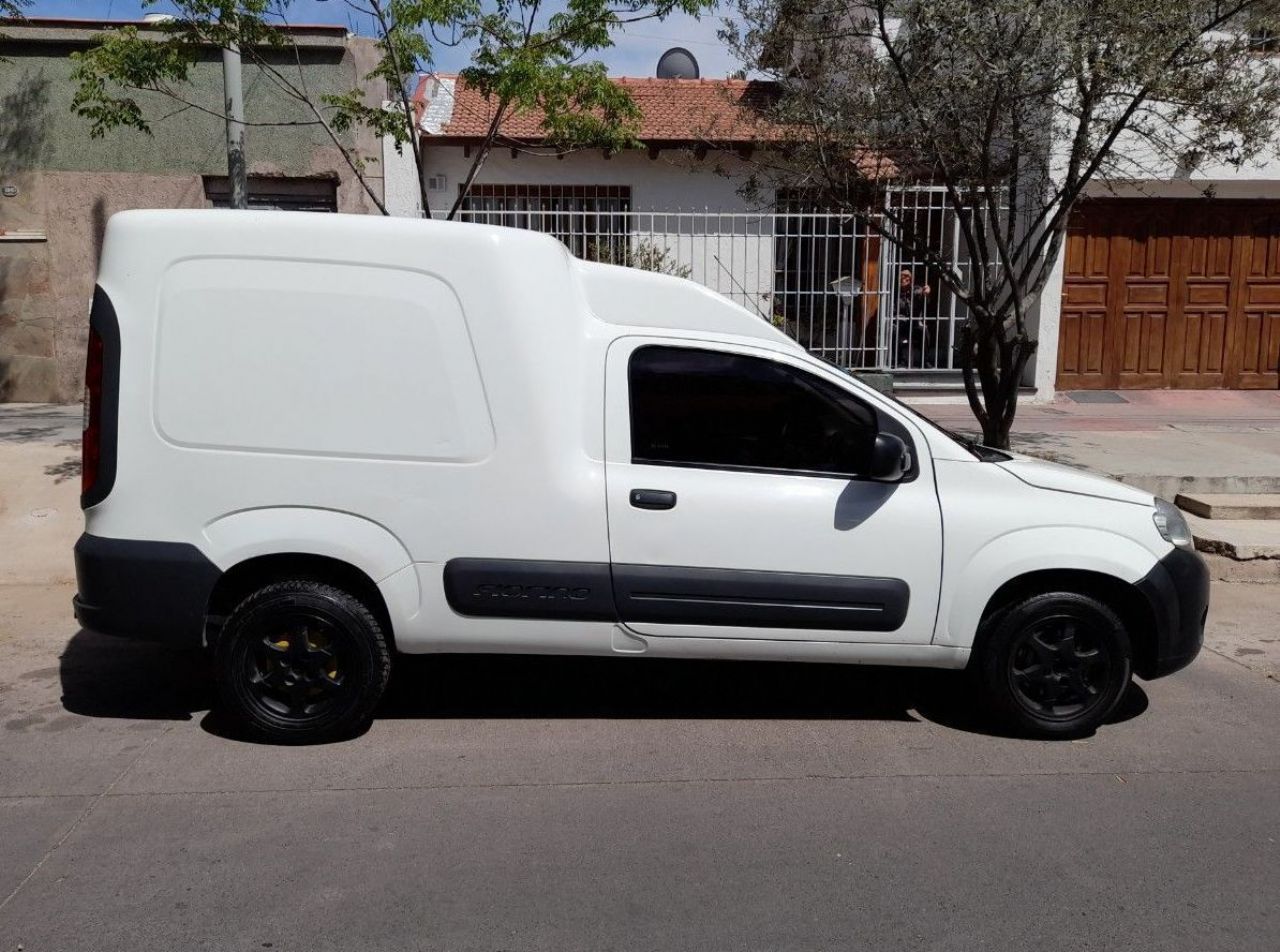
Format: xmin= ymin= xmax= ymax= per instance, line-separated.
xmin=1057 ymin=310 xmax=1109 ymax=380
xmin=1233 ymin=212 xmax=1280 ymax=388
xmin=1113 ymin=214 xmax=1173 ymax=388
xmin=1056 ymin=223 xmax=1112 ymax=388
xmin=1174 ymin=270 xmax=1231 ymax=387
xmin=1237 ymin=310 xmax=1280 ymax=385
xmin=1059 ymin=199 xmax=1280 ymax=390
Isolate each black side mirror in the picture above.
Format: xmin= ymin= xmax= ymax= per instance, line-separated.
xmin=868 ymin=432 xmax=911 ymax=482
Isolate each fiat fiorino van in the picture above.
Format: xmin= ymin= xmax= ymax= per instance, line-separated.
xmin=73 ymin=211 xmax=1208 ymax=742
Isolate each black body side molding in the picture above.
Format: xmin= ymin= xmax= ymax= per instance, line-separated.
xmin=443 ymin=559 xmax=617 ymax=621
xmin=444 ymin=559 xmax=911 ymax=632
xmin=613 ymin=564 xmax=910 ymax=632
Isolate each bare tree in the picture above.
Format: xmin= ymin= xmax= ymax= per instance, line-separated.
xmin=727 ymin=0 xmax=1280 ymax=446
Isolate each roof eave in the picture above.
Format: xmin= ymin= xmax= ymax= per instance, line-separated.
xmin=0 ymin=17 xmax=348 ymax=49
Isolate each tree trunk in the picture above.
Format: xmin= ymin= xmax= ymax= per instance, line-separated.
xmin=981 ymin=398 xmax=1013 ymax=449
xmin=972 ymin=337 xmax=1034 ymax=452
xmin=959 ymin=317 xmax=1035 ymax=451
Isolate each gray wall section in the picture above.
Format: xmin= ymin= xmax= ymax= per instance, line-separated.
xmin=0 ymin=27 xmax=386 ymax=402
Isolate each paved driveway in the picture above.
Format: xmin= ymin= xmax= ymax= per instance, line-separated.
xmin=1 ymin=405 xmax=1277 ymax=950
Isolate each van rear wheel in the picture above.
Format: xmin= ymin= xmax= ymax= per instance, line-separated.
xmin=214 ymin=580 xmax=391 ymax=744
xmin=979 ymin=591 xmax=1132 ymax=739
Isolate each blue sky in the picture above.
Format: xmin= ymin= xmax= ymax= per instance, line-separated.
xmin=24 ymin=0 xmax=740 ymax=76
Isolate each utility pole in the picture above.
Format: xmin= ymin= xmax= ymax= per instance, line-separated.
xmin=222 ymin=41 xmax=248 ymax=209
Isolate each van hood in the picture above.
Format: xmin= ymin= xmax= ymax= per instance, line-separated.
xmin=996 ymin=454 xmax=1154 ymax=506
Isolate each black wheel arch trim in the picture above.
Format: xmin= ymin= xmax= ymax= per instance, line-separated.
xmin=1132 ymin=546 xmax=1209 ymax=679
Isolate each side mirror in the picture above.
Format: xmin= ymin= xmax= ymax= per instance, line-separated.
xmin=868 ymin=432 xmax=911 ymax=482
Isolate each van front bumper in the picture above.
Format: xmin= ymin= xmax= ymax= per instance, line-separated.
xmin=1133 ymin=546 xmax=1210 ymax=680
xmin=73 ymin=533 xmax=222 ymax=648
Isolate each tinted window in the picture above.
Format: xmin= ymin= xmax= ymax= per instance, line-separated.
xmin=629 ymin=346 xmax=878 ymax=476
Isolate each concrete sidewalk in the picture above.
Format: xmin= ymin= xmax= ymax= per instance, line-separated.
xmin=917 ymin=390 xmax=1280 ymax=432
xmin=916 ymin=391 xmax=1280 ymax=498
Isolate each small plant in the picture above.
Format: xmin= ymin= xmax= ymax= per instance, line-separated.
xmin=584 ymin=239 xmax=693 ymax=278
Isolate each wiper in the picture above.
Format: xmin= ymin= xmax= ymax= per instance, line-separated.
xmin=942 ymin=427 xmax=983 ymax=458
xmin=944 ymin=428 xmax=1010 ymax=462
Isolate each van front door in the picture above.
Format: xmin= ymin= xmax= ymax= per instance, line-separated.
xmin=604 ymin=339 xmax=943 ymax=644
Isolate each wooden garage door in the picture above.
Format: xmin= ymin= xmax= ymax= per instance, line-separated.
xmin=1058 ymin=200 xmax=1280 ymax=389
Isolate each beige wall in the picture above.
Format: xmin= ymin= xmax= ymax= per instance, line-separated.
xmin=1 ymin=160 xmax=379 ymax=403
xmin=0 ymin=29 xmax=386 ymax=403
xmin=1 ymin=172 xmax=205 ymax=402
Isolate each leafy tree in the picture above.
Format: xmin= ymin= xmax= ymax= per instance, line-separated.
xmin=727 ymin=0 xmax=1280 ymax=447
xmin=1 ymin=0 xmax=30 ymax=55
xmin=71 ymin=0 xmax=711 ymax=218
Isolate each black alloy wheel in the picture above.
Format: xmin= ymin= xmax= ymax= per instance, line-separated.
xmin=979 ymin=591 xmax=1132 ymax=739
xmin=1007 ymin=614 xmax=1114 ymax=721
xmin=246 ymin=613 xmax=349 ymax=720
xmin=215 ymin=580 xmax=391 ymax=744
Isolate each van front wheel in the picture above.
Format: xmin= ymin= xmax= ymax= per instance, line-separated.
xmin=979 ymin=591 xmax=1132 ymax=739
xmin=214 ymin=580 xmax=392 ymax=744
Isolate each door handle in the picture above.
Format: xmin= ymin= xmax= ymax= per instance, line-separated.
xmin=630 ymin=489 xmax=677 ymax=510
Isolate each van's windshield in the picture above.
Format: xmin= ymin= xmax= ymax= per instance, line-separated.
xmin=816 ymin=359 xmax=1011 ymax=463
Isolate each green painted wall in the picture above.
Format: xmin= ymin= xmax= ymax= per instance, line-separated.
xmin=0 ymin=36 xmax=361 ymax=177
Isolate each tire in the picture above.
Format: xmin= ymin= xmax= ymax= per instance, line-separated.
xmin=214 ymin=580 xmax=392 ymax=744
xmin=978 ymin=591 xmax=1132 ymax=739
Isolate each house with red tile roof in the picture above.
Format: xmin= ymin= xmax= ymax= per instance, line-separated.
xmin=379 ymin=67 xmax=969 ymax=396
xmin=384 ymin=72 xmax=784 ymax=220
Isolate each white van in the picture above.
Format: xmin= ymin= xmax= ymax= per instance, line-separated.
xmin=74 ymin=210 xmax=1208 ymax=743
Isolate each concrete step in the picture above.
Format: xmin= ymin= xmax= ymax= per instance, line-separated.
xmin=1114 ymin=474 xmax=1280 ymax=499
xmin=1184 ymin=511 xmax=1280 ymax=561
xmin=1176 ymin=492 xmax=1280 ymax=520
xmin=1201 ymin=552 xmax=1280 ymax=583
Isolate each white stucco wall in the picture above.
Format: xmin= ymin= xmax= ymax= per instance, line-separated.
xmin=415 ymin=146 xmax=764 ymax=212
xmin=385 ymin=144 xmax=779 ymax=314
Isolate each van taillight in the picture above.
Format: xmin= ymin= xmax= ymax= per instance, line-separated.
xmin=83 ymin=326 xmax=103 ymax=497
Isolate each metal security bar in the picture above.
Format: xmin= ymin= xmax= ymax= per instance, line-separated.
xmin=439 ymin=186 xmax=971 ymax=372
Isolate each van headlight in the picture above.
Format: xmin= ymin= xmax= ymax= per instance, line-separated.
xmin=1153 ymin=498 xmax=1194 ymax=548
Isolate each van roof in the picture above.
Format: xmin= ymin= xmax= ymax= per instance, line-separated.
xmin=100 ymin=210 xmax=794 ymax=348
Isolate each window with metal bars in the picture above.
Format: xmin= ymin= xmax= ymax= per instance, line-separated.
xmin=455 ymin=185 xmax=632 ymax=261
xmin=203 ymin=176 xmax=338 ymax=212
xmin=772 ymin=190 xmax=872 ymax=368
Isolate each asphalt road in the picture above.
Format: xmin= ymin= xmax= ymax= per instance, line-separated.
xmin=0 ymin=580 xmax=1277 ymax=952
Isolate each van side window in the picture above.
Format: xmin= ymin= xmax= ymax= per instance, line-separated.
xmin=628 ymin=345 xmax=878 ymax=477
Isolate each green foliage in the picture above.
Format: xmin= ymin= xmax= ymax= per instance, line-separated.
xmin=69 ymin=2 xmax=292 ymax=138
xmin=322 ymin=0 xmax=712 ymax=153
xmin=0 ymin=0 xmax=30 ymax=59
xmin=71 ymin=26 xmax=199 ymax=137
xmin=68 ymin=0 xmax=715 ymax=214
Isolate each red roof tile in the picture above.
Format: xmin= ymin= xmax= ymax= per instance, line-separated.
xmin=413 ymin=74 xmax=784 ymax=144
